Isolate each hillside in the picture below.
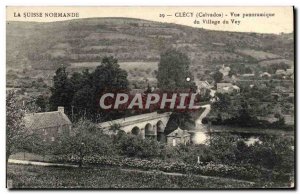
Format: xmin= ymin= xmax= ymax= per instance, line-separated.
xmin=6 ymin=17 xmax=294 ymax=90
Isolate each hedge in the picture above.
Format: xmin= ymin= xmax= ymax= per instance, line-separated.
xmin=53 ymin=154 xmax=265 ymax=181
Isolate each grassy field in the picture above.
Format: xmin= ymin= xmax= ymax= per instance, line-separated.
xmin=7 ymin=164 xmax=255 ymax=189
xmin=68 ymin=61 xmax=158 ymax=87
xmin=236 ymin=49 xmax=280 ymax=61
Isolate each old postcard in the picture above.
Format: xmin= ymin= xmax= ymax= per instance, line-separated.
xmin=6 ymin=6 xmax=295 ymax=189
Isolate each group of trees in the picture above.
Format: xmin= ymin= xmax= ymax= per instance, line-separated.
xmin=48 ymin=49 xmax=197 ymax=121
xmin=204 ymin=134 xmax=294 ymax=177
xmin=157 ymin=49 xmax=196 ymax=91
xmin=7 ymin=89 xmax=294 ymax=185
xmin=49 ymin=56 xmax=129 ymax=122
xmin=7 ymin=49 xmax=196 ymax=159
xmin=6 ymin=91 xmax=26 ymax=164
xmin=205 ymin=84 xmax=290 ymax=128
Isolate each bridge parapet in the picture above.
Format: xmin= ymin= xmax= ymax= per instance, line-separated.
xmin=98 ymin=112 xmax=171 ymax=132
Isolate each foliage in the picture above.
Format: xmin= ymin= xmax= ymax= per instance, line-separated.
xmin=24 ymin=94 xmax=49 ymax=113
xmin=6 ymin=91 xmax=27 ymax=162
xmin=53 ymin=119 xmax=115 ymax=166
xmin=157 ymin=49 xmax=196 ymax=91
xmin=207 ymin=85 xmax=292 ymax=129
xmin=109 ymin=123 xmax=122 ymax=134
xmin=49 ymin=65 xmax=74 ymax=113
xmin=116 ymin=134 xmax=162 ymax=158
xmin=49 ymin=56 xmax=129 ymax=122
xmin=14 ymin=129 xmax=294 ymax=185
xmin=165 ymin=112 xmax=194 ymax=134
xmin=7 ymin=164 xmax=256 ymax=189
xmin=212 ymin=71 xmax=223 ymax=84
xmin=54 ymin=154 xmax=264 ymax=181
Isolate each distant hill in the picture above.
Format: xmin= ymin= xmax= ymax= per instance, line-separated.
xmin=6 ymin=17 xmax=294 ymax=89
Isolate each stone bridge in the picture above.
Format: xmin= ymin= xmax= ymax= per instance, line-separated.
xmin=98 ymin=112 xmax=171 ymax=141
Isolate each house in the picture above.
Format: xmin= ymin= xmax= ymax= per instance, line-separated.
xmin=217 ymin=83 xmax=233 ymax=90
xmin=195 ymin=80 xmax=212 ymax=94
xmin=219 ymin=64 xmax=231 ymax=76
xmin=231 ymin=75 xmax=238 ymax=83
xmin=222 ymin=75 xmax=232 ymax=83
xmin=260 ymin=72 xmax=271 ymax=78
xmin=166 ymin=127 xmax=191 ymax=146
xmin=275 ymin=69 xmax=286 ymax=75
xmin=24 ymin=106 xmax=72 ymax=142
xmin=195 ymin=80 xmax=211 ymax=89
xmin=216 ymin=83 xmax=240 ymax=94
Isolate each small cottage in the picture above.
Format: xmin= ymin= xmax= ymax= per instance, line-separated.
xmin=166 ymin=127 xmax=191 ymax=146
xmin=275 ymin=69 xmax=286 ymax=75
xmin=217 ymin=83 xmax=240 ymax=94
xmin=260 ymin=72 xmax=272 ymax=78
xmin=219 ymin=64 xmax=231 ymax=76
xmin=24 ymin=106 xmax=72 ymax=142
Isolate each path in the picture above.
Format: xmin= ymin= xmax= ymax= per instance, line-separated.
xmin=8 ymin=159 xmax=78 ymax=167
xmin=121 ymin=168 xmax=255 ymax=185
xmin=195 ymin=104 xmax=211 ymax=127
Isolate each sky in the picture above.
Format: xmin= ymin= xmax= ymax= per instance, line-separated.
xmin=6 ymin=6 xmax=294 ymax=34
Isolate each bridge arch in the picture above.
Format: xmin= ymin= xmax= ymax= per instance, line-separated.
xmin=145 ymin=123 xmax=156 ymax=139
xmin=131 ymin=126 xmax=141 ymax=135
xmin=156 ymin=120 xmax=166 ymax=142
xmin=156 ymin=120 xmax=165 ymax=133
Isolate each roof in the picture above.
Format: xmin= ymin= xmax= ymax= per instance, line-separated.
xmin=232 ymin=85 xmax=240 ymax=90
xmin=260 ymin=72 xmax=271 ymax=77
xmin=196 ymin=80 xmax=211 ymax=88
xmin=24 ymin=111 xmax=72 ymax=130
xmin=217 ymin=83 xmax=233 ymax=88
xmin=275 ymin=69 xmax=286 ymax=75
xmin=222 ymin=87 xmax=230 ymax=91
xmin=219 ymin=65 xmax=231 ymax=76
xmin=167 ymin=127 xmax=191 ymax=137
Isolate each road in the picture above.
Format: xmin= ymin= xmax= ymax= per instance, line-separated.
xmin=8 ymin=159 xmax=78 ymax=167
xmin=195 ymin=104 xmax=211 ymax=127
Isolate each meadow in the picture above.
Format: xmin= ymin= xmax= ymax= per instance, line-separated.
xmin=7 ymin=164 xmax=255 ymax=189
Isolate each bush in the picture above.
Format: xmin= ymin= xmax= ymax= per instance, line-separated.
xmin=116 ymin=135 xmax=162 ymax=158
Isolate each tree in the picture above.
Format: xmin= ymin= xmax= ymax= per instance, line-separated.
xmin=6 ymin=91 xmax=26 ymax=164
xmin=71 ymin=86 xmax=95 ymax=119
xmin=109 ymin=123 xmax=121 ymax=135
xmin=35 ymin=95 xmax=48 ymax=112
xmin=212 ymin=71 xmax=223 ymax=84
xmin=49 ymin=56 xmax=129 ymax=121
xmin=116 ymin=134 xmax=161 ymax=158
xmin=54 ymin=119 xmax=114 ymax=167
xmin=49 ymin=66 xmax=74 ymax=113
xmin=157 ymin=49 xmax=196 ymax=91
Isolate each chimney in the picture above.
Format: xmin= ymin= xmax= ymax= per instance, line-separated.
xmin=58 ymin=106 xmax=64 ymax=113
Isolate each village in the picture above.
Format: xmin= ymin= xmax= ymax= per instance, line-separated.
xmin=7 ymin=60 xmax=293 ymax=152
xmin=6 ymin=15 xmax=294 ymax=189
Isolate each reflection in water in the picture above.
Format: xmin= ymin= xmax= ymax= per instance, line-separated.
xmin=190 ymin=130 xmax=264 ymax=146
xmin=190 ymin=131 xmax=208 ymax=144
xmin=192 ymin=104 xmax=265 ymax=145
